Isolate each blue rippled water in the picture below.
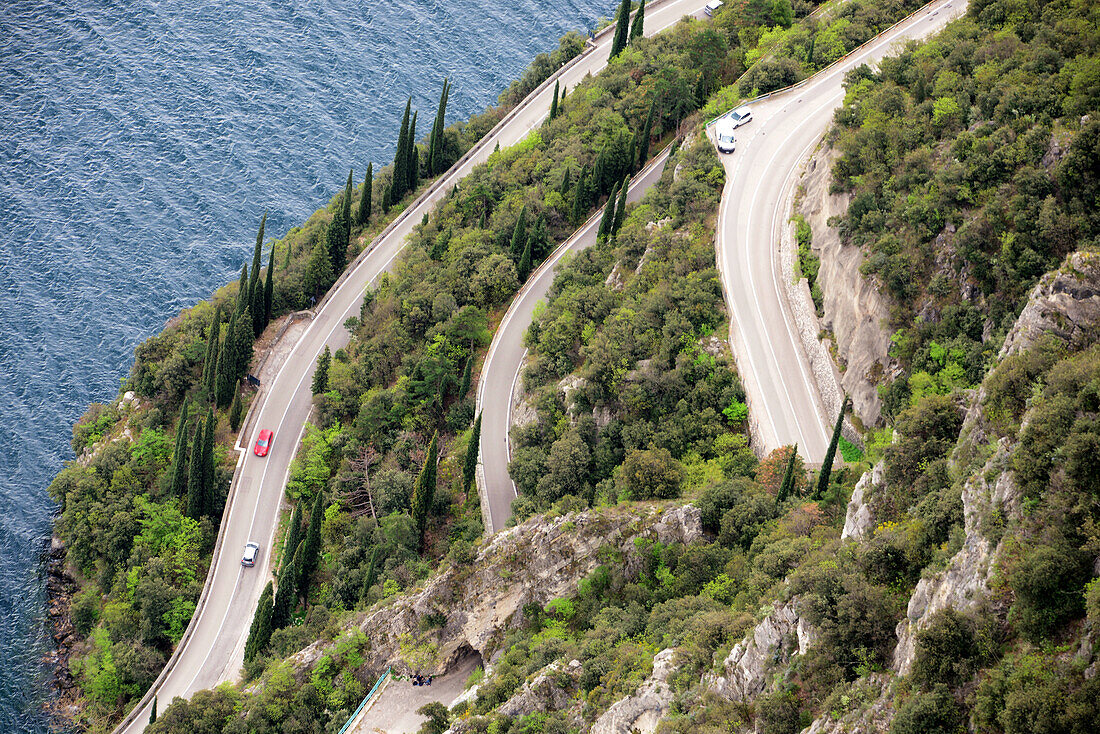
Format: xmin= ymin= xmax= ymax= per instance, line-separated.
xmin=0 ymin=0 xmax=615 ymax=728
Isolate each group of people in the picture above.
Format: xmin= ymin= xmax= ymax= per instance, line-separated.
xmin=411 ymin=673 xmax=433 ymax=687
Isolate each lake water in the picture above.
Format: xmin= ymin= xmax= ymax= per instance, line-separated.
xmin=0 ymin=0 xmax=615 ymax=728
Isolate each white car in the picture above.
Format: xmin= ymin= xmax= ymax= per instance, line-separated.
xmin=727 ymin=107 xmax=753 ymax=128
xmin=715 ymin=118 xmax=737 ymax=153
xmin=241 ymin=542 xmax=260 ymax=567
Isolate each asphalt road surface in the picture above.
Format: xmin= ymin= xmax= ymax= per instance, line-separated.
xmin=115 ymin=1 xmax=712 ymax=731
xmin=712 ymin=0 xmax=965 ymax=463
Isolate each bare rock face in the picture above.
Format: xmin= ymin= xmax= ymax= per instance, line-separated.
xmin=842 ymin=460 xmax=883 ymax=542
xmin=893 ymin=433 xmax=1019 ymax=674
xmin=797 ymin=145 xmax=893 ymax=427
xmin=709 ymin=599 xmax=814 ymax=703
xmin=590 ymin=648 xmax=678 ymax=734
xmin=999 ymin=251 xmax=1100 ymax=359
xmin=300 ymin=506 xmax=702 ymax=681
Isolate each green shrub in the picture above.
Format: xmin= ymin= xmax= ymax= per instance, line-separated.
xmin=890 ymin=685 xmax=961 ymax=734
xmin=910 ymin=609 xmax=978 ymax=689
xmin=1007 ymin=541 xmax=1090 ymax=642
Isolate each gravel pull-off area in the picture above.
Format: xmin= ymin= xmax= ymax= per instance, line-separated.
xmin=350 ymin=653 xmax=482 ymax=734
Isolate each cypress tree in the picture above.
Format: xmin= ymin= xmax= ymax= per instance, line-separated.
xmin=630 ymin=0 xmax=645 ymax=42
xmin=201 ymin=408 xmax=217 ymax=518
xmin=272 ymin=541 xmax=303 ymax=629
xmin=509 ymin=205 xmax=528 ymax=260
xmin=360 ymin=546 xmax=380 ymax=600
xmin=610 ymin=0 xmax=631 ymax=58
xmin=549 ymin=79 xmax=559 ymax=120
xmin=299 ymin=492 xmax=324 ymax=601
xmin=170 ymin=398 xmax=191 ymax=497
xmin=249 ymin=213 xmax=266 ymax=303
xmin=407 ymin=111 xmax=419 ymax=193
xmin=201 ymin=309 xmax=221 ymax=395
xmin=303 ymin=239 xmax=334 ymax=300
xmin=612 ymin=175 xmax=630 ymax=236
xmin=529 ymin=214 xmax=548 ymax=260
xmin=341 ymin=169 xmax=354 ymax=249
xmin=429 ymin=79 xmax=450 ymax=175
xmin=458 ymin=356 xmax=473 ymax=399
xmin=815 ymin=397 xmax=848 ymax=500
xmin=235 ymin=264 xmax=249 ymax=315
xmin=149 ymin=696 xmax=157 ymax=725
xmin=229 ymin=389 xmax=243 ymax=432
xmin=325 ymin=209 xmax=347 ymax=276
xmin=592 ymin=148 xmax=607 ymax=195
xmin=392 ymin=98 xmax=412 ymax=201
xmin=214 ymin=310 xmax=238 ymax=407
xmin=411 ymin=433 xmax=439 ymax=548
xmin=244 ymin=581 xmax=274 ymax=663
xmin=263 ymin=247 xmax=274 ymax=326
xmin=357 ymin=163 xmax=373 ymax=226
xmin=185 ymin=423 xmax=204 ymax=520
xmin=638 ymin=96 xmax=657 ymax=168
xmin=558 ymin=166 xmax=571 ymax=199
xmin=571 ymin=167 xmax=588 ymax=224
xmin=597 ymin=183 xmax=619 ymax=241
xmin=251 ymin=275 xmax=265 ymax=337
xmin=463 ymin=413 xmax=482 ymax=492
xmin=518 ymin=236 xmax=532 ymax=282
xmin=777 ymin=444 xmax=797 ymax=505
xmin=233 ymin=307 xmax=254 ymax=382
xmin=283 ymin=504 xmax=302 ymax=573
xmin=311 ymin=345 xmax=331 ymax=395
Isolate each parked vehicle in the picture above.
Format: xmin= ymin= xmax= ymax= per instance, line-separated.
xmin=253 ymin=428 xmax=273 ymax=457
xmin=241 ymin=542 xmax=260 ymax=567
xmin=715 ymin=118 xmax=737 ymax=153
xmin=727 ymin=107 xmax=753 ymax=128
xmin=704 ymin=0 xmax=723 ymax=16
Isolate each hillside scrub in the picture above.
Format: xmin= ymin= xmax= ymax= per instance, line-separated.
xmin=828 ymin=0 xmax=1100 ymax=420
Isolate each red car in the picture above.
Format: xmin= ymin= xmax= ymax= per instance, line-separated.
xmin=253 ymin=429 xmax=273 ymax=457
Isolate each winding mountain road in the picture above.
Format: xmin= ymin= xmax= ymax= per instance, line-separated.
xmin=474 ymin=0 xmax=966 ymax=538
xmin=711 ymin=0 xmax=963 ymax=463
xmin=115 ymin=1 xmax=711 ymax=731
xmin=477 ymin=147 xmax=672 ymax=534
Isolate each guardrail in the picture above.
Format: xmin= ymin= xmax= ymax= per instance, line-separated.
xmin=337 ymin=668 xmax=391 ymax=734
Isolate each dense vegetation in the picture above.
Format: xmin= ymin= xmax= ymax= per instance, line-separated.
xmin=828 ymin=0 xmax=1100 ymax=419
xmin=49 ymin=0 xmax=1100 ymax=733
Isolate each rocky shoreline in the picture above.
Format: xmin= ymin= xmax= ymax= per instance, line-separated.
xmin=42 ymin=534 xmax=83 ymax=728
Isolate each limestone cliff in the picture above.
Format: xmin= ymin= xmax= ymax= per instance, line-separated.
xmin=289 ymin=505 xmax=701 ymax=680
xmin=796 ymin=145 xmax=894 ymax=427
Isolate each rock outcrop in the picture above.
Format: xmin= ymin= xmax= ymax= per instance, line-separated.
xmin=292 ymin=505 xmax=702 ymax=681
xmin=841 ymin=460 xmax=883 ymax=542
xmin=999 ymin=251 xmax=1100 ymax=359
xmin=800 ymin=674 xmax=896 ymax=734
xmin=497 ymin=660 xmax=582 ymax=720
xmin=797 ymin=145 xmax=894 ymax=427
xmin=590 ymin=648 xmax=678 ymax=734
xmin=709 ymin=599 xmax=814 ymax=703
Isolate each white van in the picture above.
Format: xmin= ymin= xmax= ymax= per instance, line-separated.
xmin=704 ymin=0 xmax=724 ymax=16
xmin=715 ymin=118 xmax=737 ymax=153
